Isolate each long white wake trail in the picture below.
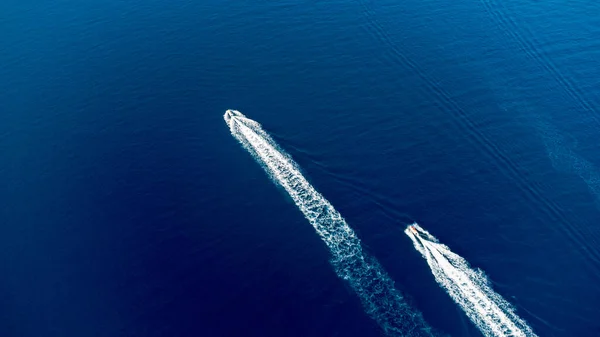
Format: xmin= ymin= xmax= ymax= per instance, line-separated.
xmin=405 ymin=224 xmax=537 ymax=337
xmin=225 ymin=110 xmax=434 ymax=336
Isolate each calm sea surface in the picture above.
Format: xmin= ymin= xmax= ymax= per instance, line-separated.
xmin=2 ymin=0 xmax=600 ymax=336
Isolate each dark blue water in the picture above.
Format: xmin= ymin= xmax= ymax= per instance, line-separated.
xmin=2 ymin=0 xmax=600 ymax=336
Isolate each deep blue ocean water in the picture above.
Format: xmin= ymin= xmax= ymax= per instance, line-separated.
xmin=2 ymin=0 xmax=600 ymax=336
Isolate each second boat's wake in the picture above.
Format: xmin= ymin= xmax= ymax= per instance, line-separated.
xmin=405 ymin=224 xmax=537 ymax=337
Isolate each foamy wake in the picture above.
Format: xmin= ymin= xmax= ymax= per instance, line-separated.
xmin=405 ymin=224 xmax=537 ymax=337
xmin=225 ymin=109 xmax=435 ymax=336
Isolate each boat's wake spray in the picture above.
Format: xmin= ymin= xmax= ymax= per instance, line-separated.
xmin=405 ymin=224 xmax=537 ymax=337
xmin=225 ymin=110 xmax=436 ymax=336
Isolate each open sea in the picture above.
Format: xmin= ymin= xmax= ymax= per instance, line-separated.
xmin=2 ymin=0 xmax=600 ymax=336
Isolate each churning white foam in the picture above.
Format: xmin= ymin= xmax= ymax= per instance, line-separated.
xmin=225 ymin=110 xmax=435 ymax=336
xmin=405 ymin=224 xmax=537 ymax=337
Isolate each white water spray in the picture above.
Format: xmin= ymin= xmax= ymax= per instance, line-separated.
xmin=405 ymin=224 xmax=537 ymax=337
xmin=225 ymin=110 xmax=435 ymax=336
